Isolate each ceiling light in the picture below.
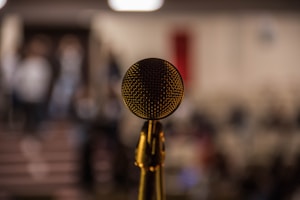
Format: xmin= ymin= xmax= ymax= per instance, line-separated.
xmin=108 ymin=0 xmax=164 ymax=12
xmin=0 ymin=0 xmax=7 ymax=9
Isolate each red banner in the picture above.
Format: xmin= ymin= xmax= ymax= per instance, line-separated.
xmin=173 ymin=31 xmax=190 ymax=87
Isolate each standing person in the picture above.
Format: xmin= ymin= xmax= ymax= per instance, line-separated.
xmin=0 ymin=49 xmax=20 ymax=127
xmin=49 ymin=35 xmax=83 ymax=119
xmin=71 ymin=84 xmax=98 ymax=197
xmin=13 ymin=35 xmax=52 ymax=135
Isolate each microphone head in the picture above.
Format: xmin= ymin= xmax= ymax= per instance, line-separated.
xmin=121 ymin=58 xmax=184 ymax=120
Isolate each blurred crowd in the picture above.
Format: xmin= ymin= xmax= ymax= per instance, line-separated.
xmin=0 ymin=33 xmax=130 ymax=200
xmin=0 ymin=34 xmax=86 ymax=132
xmin=1 ymin=34 xmax=300 ymax=200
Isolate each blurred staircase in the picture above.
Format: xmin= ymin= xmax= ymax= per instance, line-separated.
xmin=0 ymin=120 xmax=82 ymax=200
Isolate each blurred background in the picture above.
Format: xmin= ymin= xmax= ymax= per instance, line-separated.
xmin=1 ymin=0 xmax=300 ymax=200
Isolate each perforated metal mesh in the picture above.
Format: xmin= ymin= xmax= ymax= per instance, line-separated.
xmin=121 ymin=58 xmax=184 ymax=120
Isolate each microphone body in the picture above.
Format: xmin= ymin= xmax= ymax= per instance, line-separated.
xmin=121 ymin=58 xmax=184 ymax=200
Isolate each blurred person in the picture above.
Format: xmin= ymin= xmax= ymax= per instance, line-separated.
xmin=239 ymin=165 xmax=268 ymax=200
xmin=13 ymin=35 xmax=52 ymax=135
xmin=106 ymin=51 xmax=121 ymax=91
xmin=228 ymin=104 xmax=249 ymax=131
xmin=192 ymin=118 xmax=218 ymax=200
xmin=49 ymin=34 xmax=83 ymax=119
xmin=72 ymin=84 xmax=120 ymax=196
xmin=98 ymin=86 xmax=131 ymax=191
xmin=0 ymin=49 xmax=20 ymax=127
xmin=71 ymin=84 xmax=98 ymax=195
xmin=190 ymin=111 xmax=217 ymax=173
xmin=208 ymin=152 xmax=241 ymax=200
xmin=260 ymin=98 xmax=291 ymax=132
xmin=290 ymin=154 xmax=300 ymax=199
xmin=0 ymin=15 xmax=22 ymax=128
xmin=100 ymin=86 xmax=122 ymax=143
xmin=164 ymin=119 xmax=200 ymax=199
xmin=293 ymin=104 xmax=300 ymax=130
xmin=267 ymin=154 xmax=290 ymax=200
xmin=72 ymin=84 xmax=98 ymax=129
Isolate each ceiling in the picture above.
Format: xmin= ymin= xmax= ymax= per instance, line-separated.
xmin=1 ymin=0 xmax=300 ymax=26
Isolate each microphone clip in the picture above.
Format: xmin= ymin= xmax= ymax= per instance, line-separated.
xmin=135 ymin=120 xmax=165 ymax=171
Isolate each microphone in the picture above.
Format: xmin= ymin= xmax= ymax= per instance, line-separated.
xmin=121 ymin=58 xmax=184 ymax=200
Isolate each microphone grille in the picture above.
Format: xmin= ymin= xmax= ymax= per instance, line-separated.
xmin=121 ymin=58 xmax=184 ymax=120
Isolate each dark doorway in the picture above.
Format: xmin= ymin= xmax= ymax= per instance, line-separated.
xmin=22 ymin=25 xmax=90 ymax=85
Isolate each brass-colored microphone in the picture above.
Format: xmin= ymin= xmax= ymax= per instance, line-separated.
xmin=121 ymin=58 xmax=184 ymax=200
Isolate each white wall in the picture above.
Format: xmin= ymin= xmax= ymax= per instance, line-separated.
xmin=91 ymin=12 xmax=300 ymax=110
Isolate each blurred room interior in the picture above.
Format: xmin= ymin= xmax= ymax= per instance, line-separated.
xmin=1 ymin=0 xmax=300 ymax=200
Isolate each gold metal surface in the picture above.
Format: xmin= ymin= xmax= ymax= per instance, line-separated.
xmin=135 ymin=120 xmax=165 ymax=200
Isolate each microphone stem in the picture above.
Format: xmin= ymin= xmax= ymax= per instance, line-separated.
xmin=138 ymin=168 xmax=156 ymax=200
xmin=155 ymin=165 xmax=165 ymax=200
xmin=136 ymin=120 xmax=165 ymax=200
xmin=138 ymin=165 xmax=165 ymax=200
